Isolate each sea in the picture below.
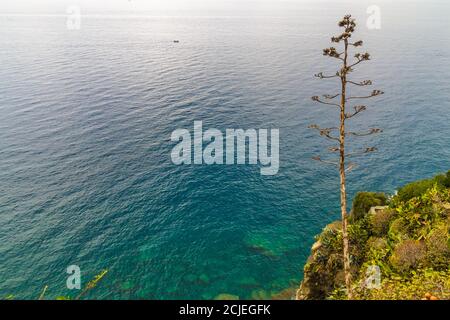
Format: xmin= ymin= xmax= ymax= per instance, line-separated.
xmin=1 ymin=0 xmax=449 ymax=299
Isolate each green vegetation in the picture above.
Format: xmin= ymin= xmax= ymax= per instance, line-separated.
xmin=394 ymin=171 xmax=450 ymax=204
xmin=351 ymin=192 xmax=387 ymax=222
xmin=298 ymin=171 xmax=450 ymax=300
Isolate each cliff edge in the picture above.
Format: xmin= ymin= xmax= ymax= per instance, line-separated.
xmin=297 ymin=171 xmax=450 ymax=300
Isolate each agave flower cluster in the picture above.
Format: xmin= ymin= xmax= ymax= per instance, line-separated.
xmin=355 ymin=52 xmax=370 ymax=61
xmin=323 ymin=47 xmax=340 ymax=58
xmin=330 ymin=15 xmax=357 ymax=42
xmin=371 ymin=90 xmax=384 ymax=96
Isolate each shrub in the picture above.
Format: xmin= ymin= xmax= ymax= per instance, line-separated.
xmin=348 ymin=220 xmax=370 ymax=265
xmin=434 ymin=170 xmax=450 ymax=188
xmin=364 ymin=237 xmax=391 ymax=274
xmin=319 ymin=225 xmax=342 ymax=252
xmin=351 ymin=192 xmax=387 ymax=221
xmin=425 ymin=224 xmax=450 ymax=269
xmin=370 ymin=209 xmax=394 ymax=236
xmin=390 ymin=240 xmax=426 ymax=273
xmin=444 ymin=170 xmax=450 ymax=188
xmin=396 ymin=186 xmax=447 ymax=238
xmin=388 ymin=217 xmax=409 ymax=242
xmin=352 ymin=268 xmax=450 ymax=300
xmin=396 ymin=179 xmax=435 ymax=203
xmin=395 ymin=171 xmax=450 ymax=203
xmin=367 ymin=237 xmax=388 ymax=251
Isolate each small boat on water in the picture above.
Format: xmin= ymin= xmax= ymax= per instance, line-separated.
xmin=173 ymin=40 xmax=180 ymax=43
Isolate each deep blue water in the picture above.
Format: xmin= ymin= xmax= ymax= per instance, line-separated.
xmin=1 ymin=1 xmax=450 ymax=299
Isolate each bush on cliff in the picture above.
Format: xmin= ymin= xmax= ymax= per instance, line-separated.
xmin=390 ymin=240 xmax=427 ymax=273
xmin=425 ymin=224 xmax=450 ymax=269
xmin=395 ymin=170 xmax=450 ymax=204
xmin=352 ymin=268 xmax=450 ymax=300
xmin=369 ymin=209 xmax=394 ymax=236
xmin=299 ymin=171 xmax=450 ymax=300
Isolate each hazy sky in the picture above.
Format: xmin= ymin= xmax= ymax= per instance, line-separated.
xmin=0 ymin=0 xmax=290 ymax=14
xmin=0 ymin=0 xmax=428 ymax=16
xmin=0 ymin=0 xmax=405 ymax=15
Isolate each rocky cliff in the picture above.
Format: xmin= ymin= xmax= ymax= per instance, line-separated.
xmin=297 ymin=172 xmax=450 ymax=300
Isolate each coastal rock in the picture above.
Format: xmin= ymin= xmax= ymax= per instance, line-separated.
xmin=244 ymin=233 xmax=280 ymax=258
xmin=326 ymin=221 xmax=342 ymax=231
xmin=198 ymin=274 xmax=210 ymax=284
xmin=368 ymin=206 xmax=389 ymax=215
xmin=271 ymin=287 xmax=296 ymax=300
xmin=238 ymin=276 xmax=259 ymax=289
xmin=250 ymin=289 xmax=271 ymax=300
xmin=214 ymin=293 xmax=239 ymax=300
xmin=311 ymin=241 xmax=322 ymax=252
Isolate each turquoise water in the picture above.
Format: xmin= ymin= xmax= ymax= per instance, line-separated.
xmin=1 ymin=0 xmax=450 ymax=299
